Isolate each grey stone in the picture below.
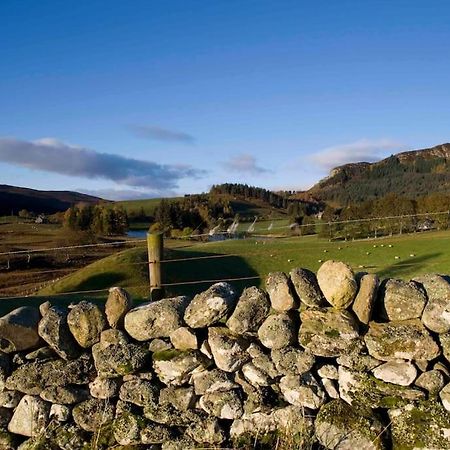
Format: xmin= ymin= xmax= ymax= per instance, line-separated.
xmin=148 ymin=338 xmax=173 ymax=353
xmin=372 ymin=360 xmax=417 ymax=386
xmin=92 ymin=341 xmax=150 ymax=378
xmin=8 ymin=395 xmax=50 ymax=437
xmin=415 ymin=370 xmax=445 ymax=396
xmin=322 ymin=378 xmax=340 ymax=399
xmin=169 ymin=326 xmax=198 ymax=350
xmin=365 ymin=319 xmax=440 ymax=361
xmin=125 ymin=296 xmax=189 ymax=340
xmin=192 ymin=369 xmax=239 ymax=395
xmin=290 ymin=267 xmax=325 ymax=307
xmin=280 ymin=373 xmax=326 ymax=409
xmin=40 ymin=385 xmax=89 ymax=404
xmin=315 ymin=399 xmax=385 ymax=450
xmin=317 ymin=260 xmax=357 ymax=309
xmin=208 ymin=327 xmax=250 ymax=372
xmin=271 ymin=346 xmax=315 ymax=375
xmin=159 ymin=386 xmax=196 ymax=411
xmin=184 ymin=282 xmax=237 ymax=328
xmin=258 ymin=313 xmax=296 ymax=350
xmin=119 ymin=379 xmax=158 ymax=408
xmin=317 ymin=364 xmax=339 ymax=380
xmin=352 ymin=273 xmax=379 ymax=324
xmin=186 ymin=417 xmax=226 ymax=445
xmin=0 ymin=307 xmax=40 ymax=353
xmin=89 ymin=377 xmax=121 ymax=399
xmin=67 ymin=301 xmax=106 ymax=348
xmin=38 ymin=306 xmax=80 ymax=360
xmin=415 ymin=274 xmax=450 ymax=333
xmin=440 ymin=382 xmax=450 ymax=411
xmin=242 ymin=362 xmax=271 ymax=386
xmin=383 ymin=279 xmax=427 ymax=321
xmin=0 ymin=390 xmax=21 ymax=408
xmin=152 ymin=349 xmax=210 ymax=385
xmin=338 ymin=366 xmax=425 ymax=408
xmin=389 ymin=401 xmax=450 ymax=449
xmin=72 ymin=398 xmax=115 ymax=432
xmin=265 ymin=272 xmax=297 ymax=311
xmin=226 ymin=286 xmax=270 ymax=333
xmin=49 ymin=404 xmax=70 ymax=422
xmin=199 ymin=390 xmax=244 ymax=419
xmin=105 ymin=286 xmax=133 ymax=329
xmin=299 ymin=307 xmax=359 ymax=357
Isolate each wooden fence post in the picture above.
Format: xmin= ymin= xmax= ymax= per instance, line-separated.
xmin=147 ymin=232 xmax=164 ymax=301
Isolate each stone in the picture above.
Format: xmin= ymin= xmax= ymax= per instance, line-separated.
xmin=208 ymin=327 xmax=250 ymax=372
xmin=5 ymin=355 xmax=94 ymax=395
xmin=0 ymin=307 xmax=40 ymax=353
xmin=119 ymin=379 xmax=158 ymax=407
xmin=184 ymin=282 xmax=237 ymax=328
xmin=317 ymin=260 xmax=357 ymax=309
xmin=271 ymin=347 xmax=315 ymax=375
xmin=315 ymin=399 xmax=385 ymax=450
xmin=0 ymin=352 xmax=11 ymax=390
xmin=72 ymin=398 xmax=115 ymax=432
xmin=152 ymin=349 xmax=210 ymax=385
xmin=251 ymin=353 xmax=280 ymax=378
xmin=415 ymin=370 xmax=445 ymax=396
xmin=279 ymin=373 xmax=326 ymax=409
xmin=337 ymin=352 xmax=382 ymax=372
xmin=169 ymin=327 xmax=198 ymax=350
xmin=365 ymin=319 xmax=440 ymax=361
xmin=0 ymin=407 xmax=13 ymax=427
xmin=159 ymin=386 xmax=196 ymax=411
xmin=99 ymin=328 xmax=128 ymax=346
xmin=372 ymin=360 xmax=417 ymax=386
xmin=322 ymin=378 xmax=340 ymax=399
xmin=230 ymin=405 xmax=314 ymax=447
xmin=226 ymin=286 xmax=270 ymax=333
xmin=89 ymin=377 xmax=121 ymax=399
xmin=143 ymin=402 xmax=205 ymax=427
xmin=92 ymin=341 xmax=149 ymax=378
xmin=0 ymin=390 xmax=21 ymax=408
xmin=49 ymin=404 xmax=70 ymax=422
xmin=199 ymin=390 xmax=244 ymax=419
xmin=258 ymin=313 xmax=296 ymax=350
xmin=352 ymin=273 xmax=378 ymax=324
xmin=383 ymin=279 xmax=427 ymax=321
xmin=40 ymin=385 xmax=89 ymax=404
xmin=192 ymin=369 xmax=239 ymax=395
xmin=440 ymin=382 xmax=450 ymax=411
xmin=290 ymin=267 xmax=325 ymax=307
xmin=242 ymin=362 xmax=271 ymax=386
xmin=415 ymin=274 xmax=450 ymax=333
xmin=53 ymin=423 xmax=89 ymax=450
xmin=338 ymin=366 xmax=425 ymax=408
xmin=38 ymin=306 xmax=80 ymax=360
xmin=105 ymin=286 xmax=133 ymax=328
xmin=186 ymin=417 xmax=226 ymax=445
xmin=24 ymin=347 xmax=56 ymax=361
xmin=265 ymin=271 xmax=297 ymax=311
xmin=125 ymin=296 xmax=189 ymax=340
xmin=161 ymin=435 xmax=198 ymax=450
xmin=8 ymin=395 xmax=50 ymax=437
xmin=434 ymin=361 xmax=450 ymax=378
xmin=317 ymin=364 xmax=339 ymax=379
xmin=440 ymin=332 xmax=450 ymax=364
xmin=148 ymin=338 xmax=173 ymax=353
xmin=389 ymin=401 xmax=450 ymax=449
xmin=299 ymin=308 xmax=359 ymax=357
xmin=67 ymin=301 xmax=106 ymax=348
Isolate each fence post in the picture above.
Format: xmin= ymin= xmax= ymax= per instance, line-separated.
xmin=147 ymin=232 xmax=164 ymax=301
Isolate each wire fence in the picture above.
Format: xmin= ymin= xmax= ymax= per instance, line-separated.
xmin=1 ymin=209 xmax=450 ymax=301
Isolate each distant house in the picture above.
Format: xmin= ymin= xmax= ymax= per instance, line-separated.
xmin=35 ymin=214 xmax=47 ymax=224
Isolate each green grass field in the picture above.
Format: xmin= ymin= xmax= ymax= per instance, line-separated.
xmin=1 ymin=229 xmax=449 ymax=315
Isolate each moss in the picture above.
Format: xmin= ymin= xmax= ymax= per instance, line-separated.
xmin=152 ymin=349 xmax=183 ymax=361
xmin=325 ymin=329 xmax=340 ymax=338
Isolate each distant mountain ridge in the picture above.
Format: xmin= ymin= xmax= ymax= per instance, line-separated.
xmin=308 ymin=143 xmax=450 ymax=206
xmin=0 ymin=184 xmax=103 ymax=216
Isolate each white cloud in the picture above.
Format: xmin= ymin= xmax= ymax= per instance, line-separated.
xmin=0 ymin=136 xmax=205 ymax=195
xmin=308 ymin=138 xmax=404 ymax=171
xmin=223 ymin=154 xmax=269 ymax=175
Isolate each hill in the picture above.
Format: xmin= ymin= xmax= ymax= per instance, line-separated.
xmin=0 ymin=184 xmax=103 ymax=216
xmin=308 ymin=143 xmax=450 ymax=206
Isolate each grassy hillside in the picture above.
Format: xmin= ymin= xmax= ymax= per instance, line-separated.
xmin=308 ymin=143 xmax=450 ymax=205
xmin=0 ymin=184 xmax=102 ymax=215
xmin=2 ymin=229 xmax=449 ymax=315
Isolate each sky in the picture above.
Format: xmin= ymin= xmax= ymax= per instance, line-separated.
xmin=1 ymin=0 xmax=450 ymax=200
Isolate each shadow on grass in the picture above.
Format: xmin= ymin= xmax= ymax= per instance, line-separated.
xmin=162 ymin=247 xmax=260 ymax=298
xmin=376 ymin=252 xmax=442 ymax=279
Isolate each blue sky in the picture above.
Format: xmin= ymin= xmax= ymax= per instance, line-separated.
xmin=1 ymin=0 xmax=450 ymax=199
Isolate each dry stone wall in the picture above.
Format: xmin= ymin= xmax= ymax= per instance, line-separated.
xmin=1 ymin=261 xmax=450 ymax=449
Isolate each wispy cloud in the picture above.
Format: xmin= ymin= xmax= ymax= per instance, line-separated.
xmin=308 ymin=138 xmax=404 ymax=171
xmin=0 ymin=137 xmax=204 ymax=195
xmin=224 ymin=154 xmax=269 ymax=175
xmin=129 ymin=124 xmax=195 ymax=144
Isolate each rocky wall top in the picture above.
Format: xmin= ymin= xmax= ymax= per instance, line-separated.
xmin=1 ymin=260 xmax=450 ymax=449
